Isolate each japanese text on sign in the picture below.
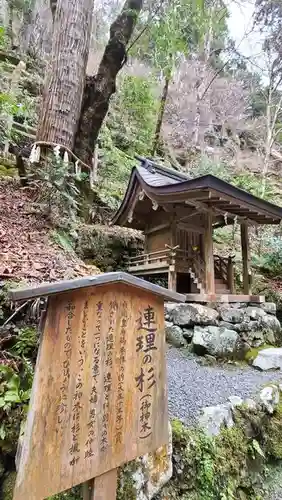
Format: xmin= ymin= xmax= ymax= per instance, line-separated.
xmin=135 ymin=305 xmax=157 ymax=439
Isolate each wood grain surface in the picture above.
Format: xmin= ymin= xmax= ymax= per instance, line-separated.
xmin=13 ymin=283 xmax=168 ymax=500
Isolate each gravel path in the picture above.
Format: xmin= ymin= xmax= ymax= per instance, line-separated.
xmin=166 ymin=347 xmax=282 ymax=425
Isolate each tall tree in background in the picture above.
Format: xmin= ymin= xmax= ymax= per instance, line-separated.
xmin=254 ymin=0 xmax=282 ymax=195
xmin=149 ymin=0 xmax=201 ymax=155
xmin=74 ymin=0 xmax=144 ymax=165
xmin=133 ymin=0 xmax=228 ymax=155
xmin=36 ymin=0 xmax=94 ymax=150
xmin=191 ymin=0 xmax=228 ymax=146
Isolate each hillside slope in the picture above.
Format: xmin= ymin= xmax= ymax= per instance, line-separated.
xmin=0 ymin=178 xmax=99 ymax=284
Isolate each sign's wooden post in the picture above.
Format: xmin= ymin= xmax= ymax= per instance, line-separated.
xmin=10 ymin=272 xmax=185 ymax=500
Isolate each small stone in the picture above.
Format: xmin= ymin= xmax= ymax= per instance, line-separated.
xmin=260 ymin=302 xmax=277 ymax=315
xmin=221 ymin=308 xmax=245 ymax=324
xmin=259 ymin=385 xmax=280 ymax=414
xmin=204 ymin=354 xmax=217 ymax=366
xmin=228 ymin=395 xmax=243 ymax=407
xmin=244 ymin=398 xmax=257 ymax=410
xmin=171 ymin=303 xmax=219 ymax=327
xmin=165 ymin=322 xmax=186 ymax=348
xmin=198 ymin=404 xmax=234 ymax=436
xmin=253 ymin=347 xmax=282 ymax=371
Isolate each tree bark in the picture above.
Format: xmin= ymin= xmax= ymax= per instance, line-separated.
xmin=36 ymin=0 xmax=94 ymax=149
xmin=152 ymin=75 xmax=170 ymax=156
xmin=50 ymin=0 xmax=57 ymax=22
xmin=74 ymin=0 xmax=143 ymax=165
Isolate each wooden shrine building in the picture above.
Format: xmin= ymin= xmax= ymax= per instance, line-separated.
xmin=112 ymin=157 xmax=282 ymax=302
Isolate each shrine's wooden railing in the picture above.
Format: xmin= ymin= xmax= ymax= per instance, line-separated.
xmin=128 ymin=248 xmax=207 ymax=292
xmin=214 ymin=255 xmax=235 ymax=293
xmin=128 ymin=249 xmax=172 ymax=273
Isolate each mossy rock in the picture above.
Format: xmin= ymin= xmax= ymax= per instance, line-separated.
xmin=1 ymin=471 xmax=16 ymax=500
xmin=265 ymin=403 xmax=282 ymax=459
xmin=245 ymin=344 xmax=274 ymax=364
xmin=117 ymin=462 xmax=138 ymax=500
xmin=162 ymin=418 xmax=267 ymax=499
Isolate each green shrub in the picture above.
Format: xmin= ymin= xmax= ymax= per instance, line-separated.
xmin=252 ymin=236 xmax=282 ymax=277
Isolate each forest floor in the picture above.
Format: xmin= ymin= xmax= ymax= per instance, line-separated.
xmin=0 ymin=179 xmax=99 ymax=284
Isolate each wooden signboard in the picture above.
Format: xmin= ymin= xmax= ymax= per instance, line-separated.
xmin=10 ymin=272 xmax=185 ymax=500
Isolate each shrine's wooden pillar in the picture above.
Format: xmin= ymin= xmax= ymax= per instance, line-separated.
xmin=240 ymin=223 xmax=252 ymax=295
xmin=227 ymin=256 xmax=235 ymax=294
xmin=168 ymin=220 xmax=177 ymax=292
xmin=204 ymin=212 xmax=215 ymax=295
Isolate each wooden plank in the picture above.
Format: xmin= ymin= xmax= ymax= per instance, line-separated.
xmin=92 ymin=469 xmax=118 ymax=499
xmin=13 ymin=283 xmax=169 ymax=500
xmin=227 ymin=257 xmax=235 ymax=294
xmin=128 ymin=262 xmax=169 ymax=272
xmin=203 ymin=213 xmax=215 ymax=295
xmin=240 ymin=223 xmax=251 ymax=295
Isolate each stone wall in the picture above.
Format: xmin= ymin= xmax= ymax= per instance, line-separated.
xmin=165 ymin=301 xmax=282 ymax=359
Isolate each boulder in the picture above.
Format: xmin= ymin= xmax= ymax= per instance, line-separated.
xmin=264 ymin=330 xmax=276 ymax=345
xmin=218 ymin=321 xmax=237 ymax=331
xmin=192 ymin=325 xmax=239 ymax=358
xmin=260 ymin=302 xmax=277 ymax=315
xmin=253 ymin=347 xmax=282 ymax=371
xmin=164 ymin=302 xmax=177 ymax=321
xmin=259 ymin=385 xmax=280 ymax=414
xmin=240 ymin=328 xmax=264 ymax=346
xmin=129 ymin=423 xmax=173 ymax=499
xmin=235 ymin=321 xmax=259 ymax=333
xmin=221 ymin=308 xmax=245 ymax=324
xmin=171 ymin=303 xmax=219 ymax=327
xmin=258 ymin=315 xmax=281 ymax=333
xmin=198 ymin=404 xmax=234 ymax=436
xmin=245 ymin=307 xmax=266 ymax=320
xmin=165 ymin=322 xmax=186 ymax=348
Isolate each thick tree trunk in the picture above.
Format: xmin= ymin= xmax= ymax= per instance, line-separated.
xmin=36 ymin=0 xmax=94 ymax=149
xmin=74 ymin=0 xmax=143 ymax=165
xmin=50 ymin=0 xmax=57 ymax=21
xmin=152 ymin=75 xmax=170 ymax=156
xmin=7 ymin=4 xmax=14 ymax=48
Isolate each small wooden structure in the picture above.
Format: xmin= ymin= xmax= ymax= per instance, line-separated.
xmin=10 ymin=272 xmax=184 ymax=500
xmin=112 ymin=157 xmax=282 ymax=302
